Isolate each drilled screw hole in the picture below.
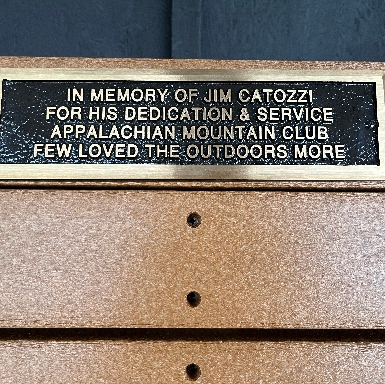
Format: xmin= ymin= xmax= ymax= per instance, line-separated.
xmin=186 ymin=363 xmax=201 ymax=380
xmin=187 ymin=212 xmax=201 ymax=228
xmin=187 ymin=291 xmax=201 ymax=307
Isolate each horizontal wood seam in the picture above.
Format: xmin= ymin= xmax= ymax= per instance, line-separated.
xmin=1 ymin=181 xmax=385 ymax=192
xmin=0 ymin=329 xmax=384 ymax=342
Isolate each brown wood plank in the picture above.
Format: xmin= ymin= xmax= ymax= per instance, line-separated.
xmin=0 ymin=189 xmax=384 ymax=328
xmin=0 ymin=340 xmax=383 ymax=383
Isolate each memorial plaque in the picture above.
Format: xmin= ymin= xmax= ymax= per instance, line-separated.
xmin=0 ymin=69 xmax=384 ymax=179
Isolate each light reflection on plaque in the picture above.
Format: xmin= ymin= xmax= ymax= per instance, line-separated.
xmin=0 ymin=69 xmax=384 ymax=180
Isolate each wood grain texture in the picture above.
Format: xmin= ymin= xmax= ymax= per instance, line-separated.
xmin=0 ymin=189 xmax=384 ymax=328
xmin=0 ymin=340 xmax=383 ymax=383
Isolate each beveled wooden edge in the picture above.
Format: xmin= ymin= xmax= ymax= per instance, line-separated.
xmin=1 ymin=56 xmax=385 ymax=70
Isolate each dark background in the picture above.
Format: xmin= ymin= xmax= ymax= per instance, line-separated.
xmin=0 ymin=0 xmax=384 ymax=61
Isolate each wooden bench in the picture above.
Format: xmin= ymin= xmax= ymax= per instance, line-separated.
xmin=0 ymin=57 xmax=384 ymax=382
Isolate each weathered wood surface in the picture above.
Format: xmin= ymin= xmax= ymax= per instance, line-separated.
xmin=0 ymin=340 xmax=383 ymax=383
xmin=0 ymin=189 xmax=384 ymax=328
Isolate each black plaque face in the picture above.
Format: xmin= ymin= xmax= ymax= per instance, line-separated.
xmin=0 ymin=80 xmax=379 ymax=166
xmin=0 ymin=69 xmax=383 ymax=180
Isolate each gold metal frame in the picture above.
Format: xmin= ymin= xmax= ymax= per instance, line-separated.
xmin=0 ymin=68 xmax=384 ymax=180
